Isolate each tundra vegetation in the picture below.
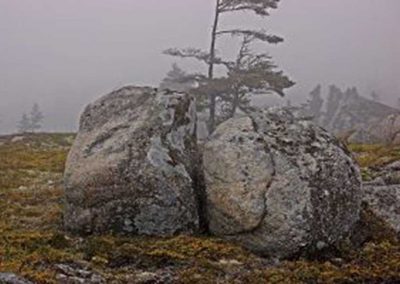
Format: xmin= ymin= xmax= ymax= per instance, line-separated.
xmin=0 ymin=133 xmax=399 ymax=283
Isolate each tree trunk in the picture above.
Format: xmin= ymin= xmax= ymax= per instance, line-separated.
xmin=207 ymin=0 xmax=220 ymax=133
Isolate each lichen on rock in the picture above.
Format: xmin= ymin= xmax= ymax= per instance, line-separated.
xmin=63 ymin=86 xmax=202 ymax=236
xmin=362 ymin=183 xmax=400 ymax=234
xmin=204 ymin=107 xmax=363 ymax=258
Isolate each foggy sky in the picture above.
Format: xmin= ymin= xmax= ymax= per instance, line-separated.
xmin=0 ymin=0 xmax=399 ymax=134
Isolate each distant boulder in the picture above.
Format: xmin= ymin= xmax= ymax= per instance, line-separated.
xmin=362 ymin=184 xmax=400 ymax=235
xmin=203 ymin=108 xmax=362 ymax=258
xmin=64 ymin=86 xmax=202 ymax=236
xmin=369 ymin=114 xmax=400 ymax=145
xmin=359 ymin=160 xmax=400 ymax=236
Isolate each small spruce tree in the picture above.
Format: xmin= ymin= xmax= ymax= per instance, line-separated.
xmin=30 ymin=103 xmax=44 ymax=132
xmin=17 ymin=113 xmax=31 ymax=133
xmin=159 ymin=63 xmax=198 ymax=92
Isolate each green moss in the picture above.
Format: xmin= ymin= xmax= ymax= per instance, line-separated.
xmin=349 ymin=143 xmax=400 ymax=168
xmin=0 ymin=144 xmax=69 ymax=173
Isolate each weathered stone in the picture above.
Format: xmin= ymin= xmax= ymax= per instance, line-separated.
xmin=55 ymin=263 xmax=105 ymax=284
xmin=368 ymin=161 xmax=400 ymax=186
xmin=0 ymin=273 xmax=33 ymax=284
xmin=132 ymin=270 xmax=174 ymax=284
xmin=362 ymin=184 xmax=400 ymax=234
xmin=204 ymin=107 xmax=362 ymax=258
xmin=64 ymin=86 xmax=202 ymax=236
xmin=204 ymin=117 xmax=274 ymax=235
xmin=349 ymin=202 xmax=399 ymax=248
xmin=369 ymin=114 xmax=400 ymax=145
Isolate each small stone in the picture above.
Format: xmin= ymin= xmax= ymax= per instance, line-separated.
xmin=331 ymin=258 xmax=344 ymax=266
xmin=90 ymin=274 xmax=105 ymax=284
xmin=316 ymin=241 xmax=327 ymax=250
xmin=11 ymin=136 xmax=24 ymax=143
xmin=135 ymin=272 xmax=158 ymax=283
xmin=0 ymin=273 xmax=33 ymax=284
xmin=218 ymin=259 xmax=242 ymax=266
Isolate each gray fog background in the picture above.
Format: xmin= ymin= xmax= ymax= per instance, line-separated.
xmin=0 ymin=0 xmax=399 ymax=134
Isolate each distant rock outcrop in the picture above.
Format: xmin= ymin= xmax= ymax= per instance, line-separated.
xmin=368 ymin=113 xmax=400 ymax=145
xmin=302 ymin=86 xmax=399 ymax=144
xmin=323 ymin=87 xmax=399 ymax=134
xmin=203 ymin=108 xmax=362 ymax=258
xmin=64 ymin=86 xmax=203 ymax=236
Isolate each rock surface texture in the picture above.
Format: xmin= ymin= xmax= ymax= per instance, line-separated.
xmin=362 ymin=184 xmax=400 ymax=234
xmin=0 ymin=273 xmax=33 ymax=284
xmin=204 ymin=108 xmax=362 ymax=258
xmin=64 ymin=86 xmax=202 ymax=236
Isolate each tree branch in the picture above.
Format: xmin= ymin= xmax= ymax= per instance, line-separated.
xmin=216 ymin=29 xmax=283 ymax=44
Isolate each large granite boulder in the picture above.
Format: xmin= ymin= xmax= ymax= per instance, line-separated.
xmin=64 ymin=86 xmax=202 ymax=236
xmin=204 ymin=108 xmax=362 ymax=258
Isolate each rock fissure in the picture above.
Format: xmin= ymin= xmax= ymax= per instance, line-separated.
xmin=203 ymin=108 xmax=362 ymax=258
xmin=64 ymin=88 xmax=363 ymax=259
xmin=64 ymin=87 xmax=200 ymax=236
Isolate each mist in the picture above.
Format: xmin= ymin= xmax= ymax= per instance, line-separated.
xmin=0 ymin=0 xmax=399 ymax=134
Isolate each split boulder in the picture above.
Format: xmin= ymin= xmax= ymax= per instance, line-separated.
xmin=203 ymin=108 xmax=362 ymax=258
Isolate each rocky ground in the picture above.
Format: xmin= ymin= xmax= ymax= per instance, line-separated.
xmin=0 ymin=133 xmax=399 ymax=283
